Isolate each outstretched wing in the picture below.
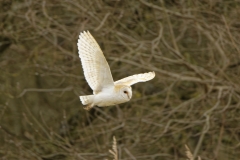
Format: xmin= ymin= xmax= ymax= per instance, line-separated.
xmin=78 ymin=31 xmax=114 ymax=93
xmin=114 ymin=72 xmax=155 ymax=86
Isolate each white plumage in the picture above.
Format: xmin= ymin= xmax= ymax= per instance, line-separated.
xmin=77 ymin=31 xmax=155 ymax=110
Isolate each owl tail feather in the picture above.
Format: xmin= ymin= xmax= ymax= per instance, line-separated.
xmin=79 ymin=95 xmax=94 ymax=110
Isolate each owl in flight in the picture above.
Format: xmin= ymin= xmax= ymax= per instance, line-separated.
xmin=77 ymin=31 xmax=155 ymax=110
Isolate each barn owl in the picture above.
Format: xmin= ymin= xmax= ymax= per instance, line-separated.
xmin=77 ymin=31 xmax=155 ymax=110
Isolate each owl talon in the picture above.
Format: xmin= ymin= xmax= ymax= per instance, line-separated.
xmin=83 ymin=104 xmax=94 ymax=111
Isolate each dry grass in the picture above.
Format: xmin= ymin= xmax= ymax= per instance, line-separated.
xmin=109 ymin=136 xmax=118 ymax=160
xmin=185 ymin=145 xmax=201 ymax=160
xmin=108 ymin=137 xmax=202 ymax=160
xmin=1 ymin=0 xmax=240 ymax=159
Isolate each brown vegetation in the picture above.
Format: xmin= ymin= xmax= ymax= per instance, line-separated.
xmin=1 ymin=0 xmax=240 ymax=159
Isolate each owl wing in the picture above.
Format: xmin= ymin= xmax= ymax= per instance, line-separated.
xmin=77 ymin=31 xmax=114 ymax=93
xmin=114 ymin=72 xmax=155 ymax=86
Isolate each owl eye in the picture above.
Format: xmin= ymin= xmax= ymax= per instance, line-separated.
xmin=123 ymin=91 xmax=128 ymax=94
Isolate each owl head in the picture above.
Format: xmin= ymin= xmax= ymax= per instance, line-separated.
xmin=120 ymin=86 xmax=132 ymax=100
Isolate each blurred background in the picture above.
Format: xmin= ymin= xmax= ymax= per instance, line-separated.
xmin=1 ymin=0 xmax=240 ymax=159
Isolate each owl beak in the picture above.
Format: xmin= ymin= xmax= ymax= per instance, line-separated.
xmin=127 ymin=93 xmax=131 ymax=99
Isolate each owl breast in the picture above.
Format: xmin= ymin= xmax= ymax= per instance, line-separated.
xmin=93 ymin=87 xmax=129 ymax=107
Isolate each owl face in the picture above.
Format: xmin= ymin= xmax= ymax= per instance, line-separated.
xmin=120 ymin=86 xmax=132 ymax=100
